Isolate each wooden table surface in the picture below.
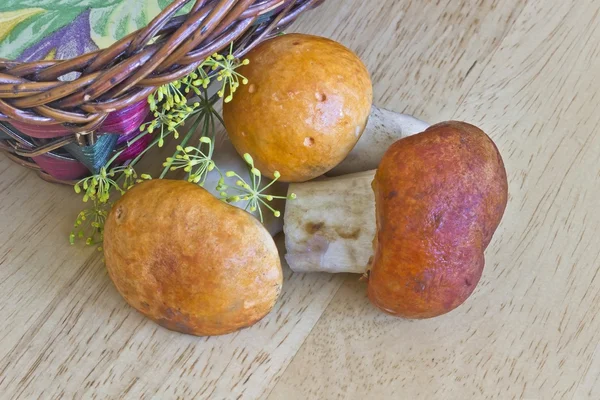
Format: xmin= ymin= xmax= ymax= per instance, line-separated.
xmin=2 ymin=0 xmax=600 ymax=399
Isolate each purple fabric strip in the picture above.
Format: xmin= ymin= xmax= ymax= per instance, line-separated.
xmin=115 ymin=113 xmax=154 ymax=163
xmin=103 ymin=100 xmax=151 ymax=136
xmin=115 ymin=133 xmax=152 ymax=164
xmin=18 ymin=10 xmax=98 ymax=63
xmin=31 ymin=154 xmax=89 ymax=181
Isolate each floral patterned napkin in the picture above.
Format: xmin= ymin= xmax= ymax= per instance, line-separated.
xmin=0 ymin=1 xmax=192 ymax=62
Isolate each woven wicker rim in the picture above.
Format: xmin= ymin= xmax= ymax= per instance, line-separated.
xmin=0 ymin=0 xmax=322 ymax=132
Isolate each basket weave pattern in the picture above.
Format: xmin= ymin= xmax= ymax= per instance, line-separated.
xmin=0 ymin=0 xmax=322 ymax=182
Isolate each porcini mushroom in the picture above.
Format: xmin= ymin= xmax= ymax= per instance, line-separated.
xmin=104 ymin=180 xmax=282 ymax=336
xmin=284 ymin=121 xmax=508 ymax=318
xmin=223 ymin=33 xmax=373 ymax=182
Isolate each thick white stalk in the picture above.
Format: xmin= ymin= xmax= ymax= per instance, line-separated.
xmin=284 ymin=170 xmax=376 ymax=273
xmin=328 ymin=105 xmax=429 ymax=176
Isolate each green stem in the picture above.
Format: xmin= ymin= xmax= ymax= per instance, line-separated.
xmin=257 ymin=202 xmax=264 ymax=222
xmin=104 ymin=130 xmax=150 ymax=170
xmin=259 ymin=197 xmax=278 ymax=213
xmin=159 ymin=115 xmax=203 ymax=179
xmin=260 ymin=175 xmax=281 ymax=193
xmin=212 ymin=107 xmax=226 ymax=128
xmin=130 ymin=131 xmax=172 ymax=167
xmin=189 ymin=113 xmax=211 ymax=181
xmin=189 ymin=89 xmax=219 ymax=117
xmin=208 ymin=107 xmax=217 ymax=148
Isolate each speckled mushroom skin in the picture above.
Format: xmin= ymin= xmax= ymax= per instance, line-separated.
xmin=223 ymin=33 xmax=373 ymax=182
xmin=103 ymin=180 xmax=282 ymax=336
xmin=369 ymin=122 xmax=508 ymax=318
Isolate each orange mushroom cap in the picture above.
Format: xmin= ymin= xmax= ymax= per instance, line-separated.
xmin=104 ymin=180 xmax=282 ymax=336
xmin=223 ymin=33 xmax=373 ymax=182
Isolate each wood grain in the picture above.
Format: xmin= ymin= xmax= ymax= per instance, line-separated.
xmin=0 ymin=215 xmax=342 ymax=399
xmin=2 ymin=0 xmax=598 ymax=399
xmin=293 ymin=0 xmax=527 ymax=122
xmin=269 ymin=0 xmax=600 ymax=399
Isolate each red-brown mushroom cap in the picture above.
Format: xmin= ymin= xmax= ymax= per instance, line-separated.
xmin=369 ymin=121 xmax=508 ymax=318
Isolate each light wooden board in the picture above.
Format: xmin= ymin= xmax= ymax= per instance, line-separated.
xmin=270 ymin=0 xmax=600 ymax=399
xmin=1 ymin=0 xmax=597 ymax=399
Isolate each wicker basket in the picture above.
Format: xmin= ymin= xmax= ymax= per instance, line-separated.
xmin=0 ymin=0 xmax=323 ymax=184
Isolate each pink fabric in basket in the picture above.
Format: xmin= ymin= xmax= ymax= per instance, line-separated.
xmin=33 ymin=154 xmax=90 ymax=181
xmin=10 ymin=100 xmax=150 ymax=139
xmin=115 ymin=130 xmax=153 ymax=164
xmin=11 ymin=100 xmax=151 ymax=180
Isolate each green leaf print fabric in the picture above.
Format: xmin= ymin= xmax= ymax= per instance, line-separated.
xmin=0 ymin=0 xmax=192 ymax=62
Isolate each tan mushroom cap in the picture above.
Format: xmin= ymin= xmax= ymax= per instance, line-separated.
xmin=103 ymin=180 xmax=282 ymax=336
xmin=223 ymin=33 xmax=373 ymax=182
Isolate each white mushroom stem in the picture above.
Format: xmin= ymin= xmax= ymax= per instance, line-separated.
xmin=282 ymin=106 xmax=429 ymax=272
xmin=328 ymin=105 xmax=429 ymax=176
xmin=284 ymin=170 xmax=376 ymax=273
